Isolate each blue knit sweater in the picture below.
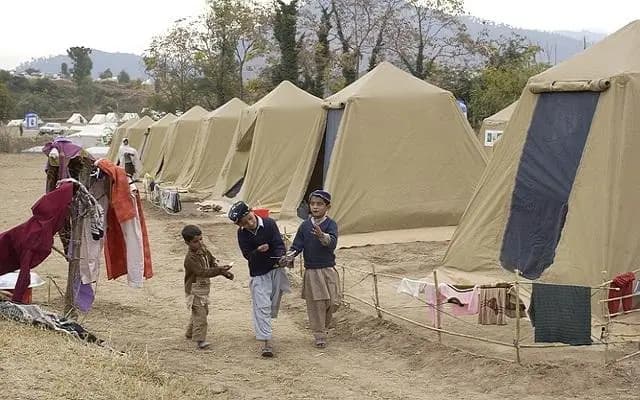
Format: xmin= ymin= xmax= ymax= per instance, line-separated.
xmin=290 ymin=217 xmax=338 ymax=268
xmin=237 ymin=217 xmax=286 ymax=277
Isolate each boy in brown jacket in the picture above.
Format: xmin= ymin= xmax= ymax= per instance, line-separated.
xmin=182 ymin=225 xmax=234 ymax=349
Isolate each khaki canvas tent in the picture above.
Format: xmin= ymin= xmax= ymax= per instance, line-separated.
xmin=441 ymin=21 xmax=640 ymax=293
xmin=125 ymin=116 xmax=155 ymax=151
xmin=477 ymin=101 xmax=517 ymax=153
xmin=213 ymin=82 xmax=324 ymax=211
xmin=280 ymin=62 xmax=488 ymax=235
xmin=105 ymin=112 xmax=119 ymax=123
xmin=140 ymin=113 xmax=177 ymax=173
xmin=106 ymin=118 xmax=139 ymax=161
xmin=173 ymin=98 xmax=248 ymax=192
xmin=89 ymin=114 xmax=106 ymax=125
xmin=152 ymin=106 xmax=208 ymax=182
xmin=66 ymin=113 xmax=88 ymax=125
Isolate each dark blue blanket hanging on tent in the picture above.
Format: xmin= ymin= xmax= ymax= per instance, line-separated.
xmin=500 ymin=91 xmax=600 ymax=279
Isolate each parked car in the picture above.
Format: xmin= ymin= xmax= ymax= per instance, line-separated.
xmin=39 ymin=122 xmax=65 ymax=135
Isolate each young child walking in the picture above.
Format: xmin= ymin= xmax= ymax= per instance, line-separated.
xmin=182 ymin=225 xmax=234 ymax=350
xmin=281 ymin=190 xmax=340 ymax=348
xmin=228 ymin=201 xmax=291 ymax=357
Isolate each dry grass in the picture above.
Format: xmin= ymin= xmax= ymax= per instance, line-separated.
xmin=0 ymin=320 xmax=228 ymax=400
xmin=0 ymin=127 xmax=54 ymax=153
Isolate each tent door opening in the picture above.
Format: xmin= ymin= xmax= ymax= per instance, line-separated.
xmin=296 ymin=108 xmax=344 ymax=219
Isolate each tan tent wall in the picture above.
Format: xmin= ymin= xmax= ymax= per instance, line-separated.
xmin=326 ymin=92 xmax=486 ymax=234
xmin=180 ymin=99 xmax=248 ymax=192
xmin=477 ymin=101 xmax=517 ymax=154
xmin=153 ymin=106 xmax=208 ymax=182
xmin=174 ymin=99 xmax=247 ymax=190
xmin=281 ymin=62 xmax=488 ymax=235
xmin=239 ymin=94 xmax=324 ymax=211
xmin=442 ymin=21 xmax=640 ymax=294
xmin=140 ymin=113 xmax=177 ymax=174
xmin=126 ymin=116 xmax=155 ymax=151
xmin=106 ymin=118 xmax=139 ymax=161
xmin=212 ymin=82 xmax=314 ymax=199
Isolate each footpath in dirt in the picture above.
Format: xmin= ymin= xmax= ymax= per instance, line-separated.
xmin=0 ymin=154 xmax=639 ymax=400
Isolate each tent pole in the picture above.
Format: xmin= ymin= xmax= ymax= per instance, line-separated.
xmin=602 ymin=270 xmax=611 ymax=364
xmin=433 ymin=270 xmax=442 ymax=344
xmin=64 ymin=201 xmax=83 ymax=317
xmin=371 ymin=264 xmax=382 ymax=319
xmin=514 ymin=270 xmax=522 ymax=364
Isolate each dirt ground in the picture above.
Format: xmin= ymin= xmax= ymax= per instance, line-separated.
xmin=1 ymin=153 xmax=639 ymax=400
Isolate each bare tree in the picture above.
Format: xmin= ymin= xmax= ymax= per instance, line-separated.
xmin=330 ymin=0 xmax=402 ymax=84
xmin=388 ymin=0 xmax=473 ymax=80
xmin=144 ymin=19 xmax=200 ymax=112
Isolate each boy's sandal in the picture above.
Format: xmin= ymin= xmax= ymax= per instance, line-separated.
xmin=197 ymin=341 xmax=211 ymax=350
xmin=261 ymin=345 xmax=274 ymax=357
xmin=315 ymin=338 xmax=327 ymax=349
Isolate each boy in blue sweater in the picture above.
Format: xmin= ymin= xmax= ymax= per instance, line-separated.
xmin=228 ymin=201 xmax=290 ymax=357
xmin=281 ymin=190 xmax=340 ymax=348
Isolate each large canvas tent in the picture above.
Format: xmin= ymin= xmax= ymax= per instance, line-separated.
xmin=213 ymin=81 xmax=324 ymax=211
xmin=280 ymin=62 xmax=488 ymax=235
xmin=89 ymin=114 xmax=106 ymax=125
xmin=125 ymin=116 xmax=155 ymax=151
xmin=441 ymin=21 xmax=640 ymax=292
xmin=66 ymin=113 xmax=87 ymax=125
xmin=105 ymin=112 xmax=119 ymax=123
xmin=477 ymin=101 xmax=517 ymax=153
xmin=152 ymin=106 xmax=208 ymax=182
xmin=140 ymin=113 xmax=177 ymax=173
xmin=106 ymin=118 xmax=139 ymax=161
xmin=173 ymin=98 xmax=248 ymax=192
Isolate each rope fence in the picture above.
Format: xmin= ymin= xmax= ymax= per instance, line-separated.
xmin=334 ymin=263 xmax=640 ymax=365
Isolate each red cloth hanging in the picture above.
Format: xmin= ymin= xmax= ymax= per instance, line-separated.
xmin=96 ymin=159 xmax=152 ymax=282
xmin=608 ymin=272 xmax=636 ymax=315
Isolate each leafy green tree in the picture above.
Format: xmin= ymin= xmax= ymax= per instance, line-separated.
xmin=66 ymin=46 xmax=93 ymax=84
xmin=0 ymin=81 xmax=14 ymax=121
xmin=272 ymin=0 xmax=300 ymax=84
xmin=117 ymin=70 xmax=130 ymax=84
xmin=100 ymin=68 xmax=113 ymax=79
xmin=60 ymin=62 xmax=70 ymax=78
xmin=469 ymin=35 xmax=549 ymax=127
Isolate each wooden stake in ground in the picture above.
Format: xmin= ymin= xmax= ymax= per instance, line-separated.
xmin=371 ymin=264 xmax=382 ymax=319
xmin=433 ymin=270 xmax=442 ymax=344
xmin=64 ymin=193 xmax=85 ymax=317
xmin=601 ymin=270 xmax=611 ymax=364
xmin=514 ymin=270 xmax=522 ymax=364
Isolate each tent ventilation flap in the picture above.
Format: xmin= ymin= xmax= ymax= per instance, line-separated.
xmin=529 ymin=79 xmax=610 ymax=94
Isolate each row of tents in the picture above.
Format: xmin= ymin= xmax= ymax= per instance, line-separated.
xmin=108 ymin=61 xmax=488 ymax=237
xmin=66 ymin=112 xmax=139 ymax=126
xmin=107 ymin=20 xmax=640 ymax=295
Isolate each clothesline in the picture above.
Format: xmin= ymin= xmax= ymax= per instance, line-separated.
xmin=599 ymin=291 xmax=640 ymax=303
xmin=514 ymin=280 xmax=617 ymax=291
xmin=599 ymin=267 xmax=640 ymax=287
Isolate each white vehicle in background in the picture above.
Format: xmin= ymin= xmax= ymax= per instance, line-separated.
xmin=39 ymin=122 xmax=65 ymax=135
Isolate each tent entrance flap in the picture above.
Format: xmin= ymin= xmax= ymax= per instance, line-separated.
xmin=323 ymin=108 xmax=343 ymax=177
xmin=500 ymin=92 xmax=600 ymax=279
xmin=225 ymin=177 xmax=244 ymax=198
xmin=295 ymin=108 xmax=343 ymax=219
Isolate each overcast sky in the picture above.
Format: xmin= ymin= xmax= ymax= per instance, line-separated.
xmin=0 ymin=0 xmax=638 ymax=69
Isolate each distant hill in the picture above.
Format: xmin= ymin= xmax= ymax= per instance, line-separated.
xmin=16 ymin=50 xmax=146 ymax=80
xmin=10 ymin=17 xmax=608 ymax=82
xmin=460 ymin=17 xmax=607 ymax=65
